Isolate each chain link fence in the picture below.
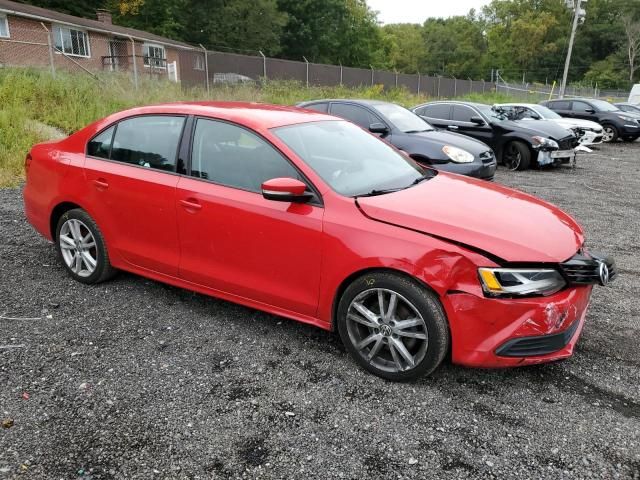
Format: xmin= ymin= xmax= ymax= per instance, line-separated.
xmin=0 ymin=17 xmax=631 ymax=102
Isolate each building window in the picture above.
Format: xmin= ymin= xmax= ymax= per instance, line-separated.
xmin=53 ymin=25 xmax=90 ymax=57
xmin=194 ymin=54 xmax=205 ymax=71
xmin=143 ymin=43 xmax=166 ymax=68
xmin=0 ymin=15 xmax=10 ymax=38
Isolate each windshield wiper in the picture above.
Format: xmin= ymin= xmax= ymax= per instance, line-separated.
xmin=355 ymin=187 xmax=406 ymax=198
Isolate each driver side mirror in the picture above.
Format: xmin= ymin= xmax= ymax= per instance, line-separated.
xmin=470 ymin=116 xmax=485 ymax=125
xmin=369 ymin=122 xmax=389 ymax=135
xmin=261 ymin=177 xmax=312 ymax=203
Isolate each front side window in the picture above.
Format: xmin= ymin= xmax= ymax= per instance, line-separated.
xmin=572 ymin=101 xmax=593 ymax=113
xmin=143 ymin=44 xmax=166 ymax=68
xmin=190 ymin=119 xmax=302 ymax=192
xmin=274 ymin=120 xmax=427 ymax=197
xmin=373 ymin=103 xmax=432 ymax=132
xmin=452 ymin=105 xmax=477 ymax=123
xmin=87 ymin=126 xmax=115 ymax=159
xmin=0 ymin=15 xmax=9 ymax=38
xmin=53 ymin=25 xmax=89 ymax=57
xmin=330 ymin=104 xmax=378 ymax=129
xmin=110 ymin=116 xmax=185 ymax=171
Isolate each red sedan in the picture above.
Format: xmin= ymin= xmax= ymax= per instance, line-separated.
xmin=23 ymin=102 xmax=615 ymax=380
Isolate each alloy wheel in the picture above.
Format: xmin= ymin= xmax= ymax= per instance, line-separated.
xmin=602 ymin=127 xmax=615 ymax=143
xmin=59 ymin=218 xmax=98 ymax=278
xmin=504 ymin=144 xmax=522 ymax=171
xmin=346 ymin=288 xmax=428 ymax=373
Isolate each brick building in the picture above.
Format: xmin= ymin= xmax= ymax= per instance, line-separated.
xmin=0 ymin=0 xmax=207 ymax=85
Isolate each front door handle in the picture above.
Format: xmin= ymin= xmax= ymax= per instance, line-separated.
xmin=180 ymin=198 xmax=202 ymax=211
xmin=448 ymin=125 xmax=459 ymax=130
xmin=93 ymin=178 xmax=109 ymax=190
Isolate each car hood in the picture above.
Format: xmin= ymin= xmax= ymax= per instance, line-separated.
xmin=357 ymin=172 xmax=584 ymax=263
xmin=499 ymin=119 xmax=574 ymax=140
xmin=403 ymin=129 xmax=490 ymax=155
xmin=552 ymin=118 xmax=603 ymax=131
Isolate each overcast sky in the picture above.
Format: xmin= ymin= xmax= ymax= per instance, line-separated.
xmin=367 ymin=0 xmax=492 ymax=24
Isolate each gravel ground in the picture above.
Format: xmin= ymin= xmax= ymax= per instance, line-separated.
xmin=1 ymin=142 xmax=639 ymax=479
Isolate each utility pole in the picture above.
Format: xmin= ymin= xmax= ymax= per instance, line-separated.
xmin=559 ymin=0 xmax=587 ymax=98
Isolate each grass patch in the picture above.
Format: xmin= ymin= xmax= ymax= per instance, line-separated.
xmin=0 ymin=68 xmax=516 ymax=187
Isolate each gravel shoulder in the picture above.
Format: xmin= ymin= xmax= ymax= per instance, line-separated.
xmin=1 ymin=143 xmax=639 ymax=479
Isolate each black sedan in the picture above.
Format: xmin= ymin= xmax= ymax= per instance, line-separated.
xmin=413 ymin=101 xmax=578 ymax=170
xmin=296 ymin=99 xmax=497 ymax=180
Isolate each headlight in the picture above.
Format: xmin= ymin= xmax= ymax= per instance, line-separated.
xmin=617 ymin=114 xmax=637 ymax=123
xmin=531 ymin=136 xmax=559 ymax=150
xmin=478 ymin=268 xmax=566 ymax=297
xmin=442 ymin=145 xmax=475 ymax=163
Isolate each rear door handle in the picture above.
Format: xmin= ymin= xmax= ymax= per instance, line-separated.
xmin=179 ymin=198 xmax=202 ymax=211
xmin=93 ymin=178 xmax=109 ymax=190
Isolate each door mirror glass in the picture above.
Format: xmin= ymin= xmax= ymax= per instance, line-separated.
xmin=470 ymin=116 xmax=485 ymax=125
xmin=261 ymin=177 xmax=312 ymax=203
xmin=369 ymin=122 xmax=389 ymax=135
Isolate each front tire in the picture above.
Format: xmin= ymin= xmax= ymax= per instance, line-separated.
xmin=337 ymin=272 xmax=449 ymax=381
xmin=602 ymin=125 xmax=619 ymax=143
xmin=55 ymin=208 xmax=116 ymax=284
xmin=503 ymin=141 xmax=531 ymax=171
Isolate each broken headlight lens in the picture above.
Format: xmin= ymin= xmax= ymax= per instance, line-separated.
xmin=531 ymin=136 xmax=559 ymax=150
xmin=478 ymin=268 xmax=566 ymax=297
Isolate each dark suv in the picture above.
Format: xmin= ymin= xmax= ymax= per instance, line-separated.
xmin=541 ymin=98 xmax=640 ymax=143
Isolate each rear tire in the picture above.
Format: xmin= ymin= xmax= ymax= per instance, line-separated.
xmin=503 ymin=141 xmax=531 ymax=171
xmin=55 ymin=208 xmax=116 ymax=284
xmin=336 ymin=272 xmax=449 ymax=381
xmin=602 ymin=125 xmax=619 ymax=143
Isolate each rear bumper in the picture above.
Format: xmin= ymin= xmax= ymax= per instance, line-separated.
xmin=443 ymin=285 xmax=593 ymax=368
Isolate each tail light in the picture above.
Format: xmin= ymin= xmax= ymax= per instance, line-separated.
xmin=24 ymin=153 xmax=32 ymax=174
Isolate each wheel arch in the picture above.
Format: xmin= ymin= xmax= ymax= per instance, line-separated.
xmin=49 ymin=201 xmax=83 ymax=240
xmin=331 ymin=267 xmax=442 ymax=332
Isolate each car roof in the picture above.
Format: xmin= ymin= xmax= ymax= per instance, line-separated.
xmin=101 ymin=102 xmax=336 ymax=130
xmin=417 ymin=100 xmax=488 ymax=109
xmin=496 ymin=103 xmax=540 ymax=108
xmin=298 ymin=99 xmax=391 ymax=107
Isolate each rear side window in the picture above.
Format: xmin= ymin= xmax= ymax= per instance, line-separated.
xmin=110 ymin=116 xmax=185 ymax=172
xmin=304 ymin=103 xmax=328 ymax=113
xmin=87 ymin=126 xmax=115 ymax=159
xmin=190 ymin=118 xmax=301 ymax=192
xmin=549 ymin=101 xmax=570 ymax=110
xmin=421 ymin=104 xmax=451 ymax=120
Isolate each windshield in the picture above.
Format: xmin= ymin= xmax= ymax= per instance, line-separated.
xmin=589 ymin=99 xmax=619 ymax=112
xmin=273 ymin=121 xmax=429 ymax=197
xmin=373 ymin=103 xmax=434 ymax=133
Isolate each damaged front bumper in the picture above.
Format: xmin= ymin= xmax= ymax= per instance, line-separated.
xmin=442 ymin=285 xmax=593 ymax=368
xmin=537 ymin=148 xmax=577 ymax=167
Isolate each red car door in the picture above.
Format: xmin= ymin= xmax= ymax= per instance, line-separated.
xmin=83 ymin=115 xmax=186 ymax=276
xmin=175 ymin=118 xmax=324 ymax=317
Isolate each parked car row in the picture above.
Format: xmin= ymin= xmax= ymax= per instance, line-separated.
xmin=23 ymin=101 xmax=616 ymax=381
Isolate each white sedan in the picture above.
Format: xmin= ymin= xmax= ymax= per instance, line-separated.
xmin=497 ymin=103 xmax=603 ymax=146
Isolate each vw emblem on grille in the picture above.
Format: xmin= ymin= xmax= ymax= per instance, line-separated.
xmin=598 ymin=261 xmax=610 ymax=286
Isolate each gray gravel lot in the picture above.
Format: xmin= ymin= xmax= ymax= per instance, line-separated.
xmin=1 ymin=142 xmax=639 ymax=479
